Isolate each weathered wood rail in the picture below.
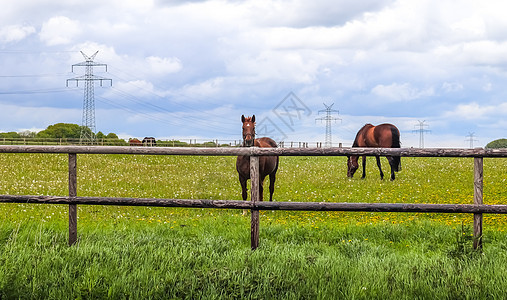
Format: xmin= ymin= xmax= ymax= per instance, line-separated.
xmin=0 ymin=145 xmax=506 ymax=250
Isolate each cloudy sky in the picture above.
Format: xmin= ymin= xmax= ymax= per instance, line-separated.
xmin=1 ymin=0 xmax=506 ymax=147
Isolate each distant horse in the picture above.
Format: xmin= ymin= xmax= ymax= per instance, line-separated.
xmin=236 ymin=115 xmax=279 ymax=203
xmin=142 ymin=137 xmax=156 ymax=147
xmin=347 ymin=123 xmax=401 ymax=181
xmin=129 ymin=138 xmax=142 ymax=146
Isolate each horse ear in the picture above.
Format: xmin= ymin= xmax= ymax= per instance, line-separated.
xmin=241 ymin=115 xmax=245 ymax=123
xmin=252 ymin=115 xmax=255 ymax=123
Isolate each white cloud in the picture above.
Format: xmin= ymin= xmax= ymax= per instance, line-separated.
xmin=0 ymin=103 xmax=80 ymax=130
xmin=371 ymin=83 xmax=434 ymax=101
xmin=0 ymin=24 xmax=35 ymax=43
xmin=225 ymin=50 xmax=320 ymax=85
xmin=174 ymin=77 xmax=226 ymax=100
xmin=39 ymin=16 xmax=80 ymax=46
xmin=442 ymin=82 xmax=463 ymax=93
xmin=146 ymin=56 xmax=182 ymax=74
xmin=443 ymin=102 xmax=507 ymax=120
xmin=450 ymin=15 xmax=486 ymax=39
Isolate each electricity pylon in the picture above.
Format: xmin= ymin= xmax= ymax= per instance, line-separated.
xmin=315 ymin=103 xmax=341 ymax=147
xmin=67 ymin=51 xmax=112 ymax=145
xmin=413 ymin=120 xmax=430 ymax=148
xmin=465 ymin=132 xmax=478 ymax=148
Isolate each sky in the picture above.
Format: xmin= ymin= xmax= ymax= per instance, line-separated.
xmin=0 ymin=0 xmax=506 ymax=147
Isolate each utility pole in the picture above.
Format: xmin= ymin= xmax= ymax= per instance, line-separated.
xmin=67 ymin=51 xmax=112 ymax=145
xmin=413 ymin=120 xmax=430 ymax=148
xmin=465 ymin=132 xmax=478 ymax=148
xmin=315 ymin=103 xmax=341 ymax=147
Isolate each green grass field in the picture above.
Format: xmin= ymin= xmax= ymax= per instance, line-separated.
xmin=0 ymin=153 xmax=506 ymax=299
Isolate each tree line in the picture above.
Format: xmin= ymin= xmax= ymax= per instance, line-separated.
xmin=0 ymin=123 xmax=121 ymax=140
xmin=0 ymin=123 xmax=231 ymax=147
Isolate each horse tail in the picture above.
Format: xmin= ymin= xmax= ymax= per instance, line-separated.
xmin=390 ymin=126 xmax=401 ymax=172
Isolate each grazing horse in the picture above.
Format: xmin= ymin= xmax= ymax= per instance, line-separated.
xmin=236 ymin=115 xmax=279 ymax=203
xmin=129 ymin=138 xmax=142 ymax=146
xmin=142 ymin=137 xmax=156 ymax=147
xmin=347 ymin=123 xmax=401 ymax=181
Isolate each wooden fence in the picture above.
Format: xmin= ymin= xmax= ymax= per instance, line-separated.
xmin=0 ymin=145 xmax=506 ymax=250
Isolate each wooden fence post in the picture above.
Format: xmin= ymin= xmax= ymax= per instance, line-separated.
xmin=473 ymin=156 xmax=483 ymax=250
xmin=250 ymin=155 xmax=260 ymax=250
xmin=68 ymin=153 xmax=77 ymax=246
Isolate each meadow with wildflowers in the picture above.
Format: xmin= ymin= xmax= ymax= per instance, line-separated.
xmin=0 ymin=153 xmax=506 ymax=298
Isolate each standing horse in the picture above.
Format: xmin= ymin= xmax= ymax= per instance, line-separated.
xmin=236 ymin=115 xmax=279 ymax=203
xmin=347 ymin=123 xmax=401 ymax=181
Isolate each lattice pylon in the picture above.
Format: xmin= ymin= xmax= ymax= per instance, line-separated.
xmin=67 ymin=51 xmax=112 ymax=145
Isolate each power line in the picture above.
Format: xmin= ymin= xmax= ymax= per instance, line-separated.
xmin=106 ymin=65 xmax=237 ymax=126
xmin=0 ymin=73 xmax=69 ymax=78
xmin=83 ymin=90 xmax=237 ymax=136
xmin=106 ymin=87 xmax=236 ymax=134
xmin=0 ymin=88 xmax=69 ymax=95
xmin=315 ymin=103 xmax=341 ymax=147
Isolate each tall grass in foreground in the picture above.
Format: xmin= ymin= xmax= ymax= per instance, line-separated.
xmin=0 ymin=154 xmax=506 ymax=298
xmin=2 ymin=218 xmax=507 ymax=299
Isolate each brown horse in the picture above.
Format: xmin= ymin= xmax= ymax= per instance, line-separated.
xmin=347 ymin=123 xmax=401 ymax=181
xmin=236 ymin=115 xmax=279 ymax=203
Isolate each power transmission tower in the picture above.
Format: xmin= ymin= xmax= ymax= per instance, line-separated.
xmin=465 ymin=132 xmax=478 ymax=148
xmin=315 ymin=103 xmax=341 ymax=147
xmin=413 ymin=120 xmax=430 ymax=148
xmin=67 ymin=51 xmax=112 ymax=145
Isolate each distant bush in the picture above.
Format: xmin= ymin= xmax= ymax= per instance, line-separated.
xmin=486 ymin=138 xmax=507 ymax=149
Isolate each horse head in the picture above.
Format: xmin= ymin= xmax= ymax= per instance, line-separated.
xmin=347 ymin=156 xmax=359 ymax=178
xmin=241 ymin=114 xmax=256 ymax=147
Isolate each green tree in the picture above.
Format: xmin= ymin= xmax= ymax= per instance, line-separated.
xmin=106 ymin=133 xmax=119 ymax=139
xmin=37 ymin=123 xmax=82 ymax=139
xmin=0 ymin=132 xmax=21 ymax=139
xmin=96 ymin=131 xmax=106 ymax=139
xmin=486 ymin=138 xmax=507 ymax=149
xmin=19 ymin=130 xmax=37 ymax=138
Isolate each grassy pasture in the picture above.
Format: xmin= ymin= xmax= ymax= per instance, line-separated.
xmin=0 ymin=153 xmax=506 ymax=299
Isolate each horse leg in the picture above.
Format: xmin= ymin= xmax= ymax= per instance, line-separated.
xmin=239 ymin=176 xmax=248 ymax=215
xmin=361 ymin=155 xmax=367 ymax=179
xmin=269 ymin=172 xmax=276 ymax=201
xmin=259 ymin=177 xmax=264 ymax=202
xmin=387 ymin=156 xmax=396 ymax=181
xmin=376 ymin=156 xmax=384 ymax=180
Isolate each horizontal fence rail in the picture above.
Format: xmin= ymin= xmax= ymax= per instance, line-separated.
xmin=0 ymin=145 xmax=506 ymax=250
xmin=3 ymin=195 xmax=507 ymax=214
xmin=0 ymin=145 xmax=505 ymax=157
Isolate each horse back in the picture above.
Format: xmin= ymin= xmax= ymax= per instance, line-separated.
xmin=255 ymin=137 xmax=277 ymax=148
xmin=374 ymin=124 xmax=400 ymax=148
xmin=354 ymin=123 xmax=400 ymax=148
xmin=236 ymin=137 xmax=278 ymax=179
xmin=255 ymin=137 xmax=278 ymax=177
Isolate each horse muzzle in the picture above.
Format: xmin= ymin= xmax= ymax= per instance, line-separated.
xmin=243 ymin=134 xmax=255 ymax=147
